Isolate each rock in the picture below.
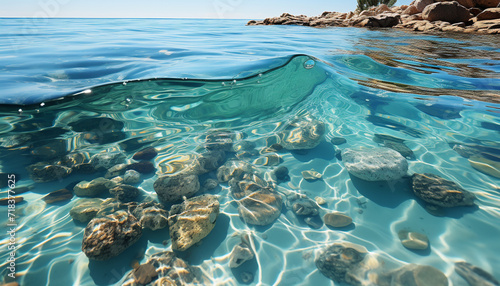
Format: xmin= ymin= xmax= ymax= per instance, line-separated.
xmin=129 ymin=201 xmax=169 ymax=231
xmin=59 ymin=152 xmax=87 ymax=168
xmin=470 ymin=7 xmax=483 ymax=16
xmin=315 ymin=196 xmax=327 ymax=205
xmin=315 ymin=242 xmax=368 ymax=284
xmin=456 ymin=0 xmax=476 ymax=8
xmin=205 ymin=130 xmax=234 ymax=151
xmin=415 ymin=0 xmax=435 ymax=12
xmin=132 ymin=147 xmax=158 ymax=160
xmin=193 ymin=150 xmax=226 ymax=174
xmin=132 ymin=263 xmax=158 ymax=285
xmin=475 ymin=0 xmax=500 ymax=8
xmin=238 ymin=189 xmax=283 ymax=225
xmin=229 ymin=243 xmax=254 ymax=268
xmin=233 ymin=140 xmax=256 ymax=152
xmin=398 ymin=230 xmax=429 ymax=250
xmin=472 ymin=18 xmax=500 ymax=30
xmin=109 ymin=184 xmax=140 ymax=202
xmin=0 ymin=196 xmax=23 ymax=205
xmin=376 ymin=264 xmax=448 ymax=286
xmin=412 ymin=173 xmax=475 ymax=207
xmin=122 ymin=251 xmax=206 ymax=285
xmin=302 ymin=169 xmax=322 ymax=181
xmin=375 ymin=4 xmax=392 ymax=13
xmin=469 ymin=155 xmax=500 ymax=178
xmin=154 ymin=173 xmax=200 ymax=203
xmin=105 ymin=163 xmax=128 ymax=179
xmin=279 ymin=115 xmax=325 ymax=150
xmin=216 ymin=160 xmax=255 ymax=182
xmin=422 ymin=1 xmax=471 ymax=23
xmin=360 ymin=13 xmax=401 ymax=28
xmin=123 ymin=170 xmax=141 ymax=184
xmin=331 ymin=137 xmax=347 ymax=145
xmin=241 ymin=271 xmax=254 ymax=283
xmin=304 ymin=216 xmax=323 ymax=229
xmin=26 ymin=163 xmax=71 ymax=183
xmin=202 ymin=178 xmax=219 ymax=190
xmin=127 ymin=161 xmax=155 ymax=174
xmin=71 ymin=163 xmax=96 ymax=174
xmin=455 ymin=261 xmax=499 ymax=286
xmin=31 ymin=139 xmax=68 ymax=160
xmin=69 ymin=198 xmax=103 ymax=223
xmin=272 ymin=166 xmax=289 ymax=180
xmin=477 ymin=8 xmax=500 ymax=20
xmin=382 ymin=140 xmax=415 ymax=159
xmin=253 ymin=154 xmax=281 ymax=166
xmin=42 ymin=188 xmax=73 ymax=203
xmin=168 ymin=194 xmax=219 ymax=251
xmin=342 ymin=147 xmax=408 ymax=181
xmin=82 ymin=210 xmax=142 ymax=260
xmin=90 ymin=152 xmax=126 ymax=170
xmin=403 ymin=5 xmax=420 ymax=15
xmin=324 ymin=212 xmax=353 ymax=228
xmin=73 ymin=177 xmax=115 ymax=197
xmin=287 ymin=195 xmax=319 ymax=216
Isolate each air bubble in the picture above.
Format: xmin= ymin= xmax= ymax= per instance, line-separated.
xmin=40 ymin=102 xmax=45 ymax=107
xmin=122 ymin=82 xmax=127 ymax=86
xmin=233 ymin=80 xmax=237 ymax=84
xmin=126 ymin=98 xmax=132 ymax=103
xmin=222 ymin=82 xmax=226 ymax=86
xmin=18 ymin=108 xmax=22 ymax=113
xmin=304 ymin=59 xmax=315 ymax=69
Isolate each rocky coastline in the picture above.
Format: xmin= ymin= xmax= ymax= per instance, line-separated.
xmin=248 ymin=0 xmax=500 ymax=34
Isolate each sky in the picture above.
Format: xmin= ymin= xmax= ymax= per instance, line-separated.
xmin=0 ymin=0 xmax=412 ymax=19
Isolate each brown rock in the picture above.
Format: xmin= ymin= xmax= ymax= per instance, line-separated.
xmin=422 ymin=1 xmax=471 ymax=23
xmin=0 ymin=196 xmax=23 ymax=205
xmin=454 ymin=0 xmax=476 ymax=8
xmin=133 ymin=147 xmax=158 ymax=161
xmin=43 ymin=189 xmax=73 ymax=203
xmin=324 ymin=212 xmax=353 ymax=228
xmin=376 ymin=4 xmax=392 ymax=14
xmin=415 ymin=0 xmax=435 ymax=12
xmin=133 ymin=263 xmax=158 ymax=284
xmin=475 ymin=0 xmax=500 ymax=8
xmin=469 ymin=7 xmax=483 ymax=16
xmin=403 ymin=5 xmax=420 ymax=15
xmin=473 ymin=18 xmax=500 ymax=29
xmin=127 ymin=161 xmax=155 ymax=174
xmin=477 ymin=8 xmax=500 ymax=20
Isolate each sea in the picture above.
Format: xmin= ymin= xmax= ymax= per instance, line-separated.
xmin=0 ymin=18 xmax=499 ymax=286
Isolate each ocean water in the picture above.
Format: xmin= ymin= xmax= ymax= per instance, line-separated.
xmin=0 ymin=18 xmax=499 ymax=286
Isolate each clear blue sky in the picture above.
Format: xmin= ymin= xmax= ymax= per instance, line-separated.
xmin=0 ymin=0 xmax=412 ymax=19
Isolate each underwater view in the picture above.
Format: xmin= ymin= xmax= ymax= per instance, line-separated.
xmin=0 ymin=18 xmax=500 ymax=286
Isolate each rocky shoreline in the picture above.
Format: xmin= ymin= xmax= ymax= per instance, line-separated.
xmin=248 ymin=0 xmax=500 ymax=35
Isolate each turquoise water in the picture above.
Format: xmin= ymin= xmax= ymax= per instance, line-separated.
xmin=0 ymin=18 xmax=499 ymax=285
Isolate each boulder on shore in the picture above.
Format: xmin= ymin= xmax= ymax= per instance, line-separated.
xmin=422 ymin=1 xmax=471 ymax=23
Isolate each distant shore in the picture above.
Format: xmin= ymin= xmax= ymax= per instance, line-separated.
xmin=248 ymin=1 xmax=500 ymax=35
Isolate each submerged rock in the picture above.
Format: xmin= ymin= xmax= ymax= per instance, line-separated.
xmin=302 ymin=169 xmax=322 ymax=181
xmin=324 ymin=212 xmax=353 ymax=228
xmin=109 ymin=184 xmax=140 ymax=202
xmin=127 ymin=161 xmax=155 ymax=174
xmin=315 ymin=242 xmax=368 ymax=284
xmin=73 ymin=177 xmax=115 ymax=197
xmin=202 ymin=178 xmax=219 ymax=190
xmin=168 ymin=194 xmax=219 ymax=251
xmin=286 ymin=194 xmax=319 ymax=216
xmin=82 ymin=210 xmax=142 ymax=260
xmin=272 ymin=166 xmax=289 ymax=181
xmin=31 ymin=139 xmax=68 ymax=160
xmin=229 ymin=235 xmax=254 ymax=268
xmin=193 ymin=150 xmax=226 ymax=174
xmin=455 ymin=261 xmax=499 ymax=286
xmin=153 ymin=173 xmax=200 ymax=203
xmin=42 ymin=188 xmax=73 ymax=203
xmin=398 ymin=230 xmax=429 ymax=250
xmin=90 ymin=152 xmax=126 ymax=170
xmin=129 ymin=201 xmax=169 ymax=231
xmin=104 ymin=163 xmax=128 ymax=179
xmin=331 ymin=137 xmax=347 ymax=145
xmin=69 ymin=198 xmax=104 ymax=223
xmin=279 ymin=115 xmax=326 ymax=150
xmin=123 ymin=169 xmax=141 ymax=184
xmin=216 ymin=160 xmax=255 ymax=182
xmin=376 ymin=264 xmax=448 ymax=286
xmin=412 ymin=173 xmax=475 ymax=207
xmin=342 ymin=147 xmax=408 ymax=181
xmin=132 ymin=147 xmax=158 ymax=161
xmin=205 ymin=130 xmax=234 ymax=152
xmin=468 ymin=155 xmax=500 ymax=179
xmin=26 ymin=163 xmax=71 ymax=183
xmin=122 ymin=251 xmax=207 ymax=286
xmin=132 ymin=263 xmax=158 ymax=285
xmin=0 ymin=196 xmax=23 ymax=205
xmin=238 ymin=189 xmax=283 ymax=225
